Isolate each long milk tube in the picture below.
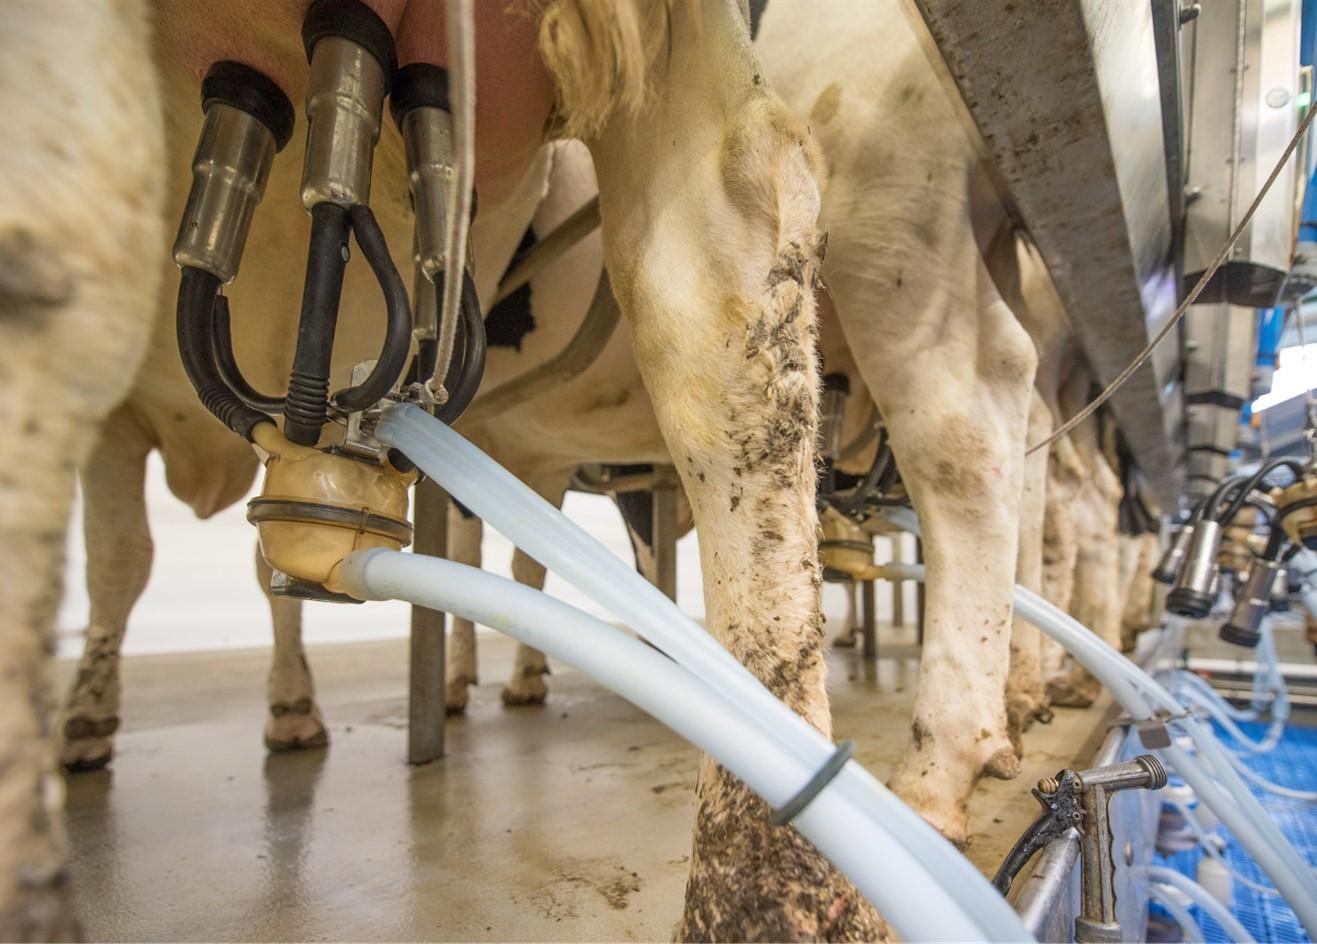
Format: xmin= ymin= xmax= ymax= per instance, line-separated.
xmin=1137 ymin=866 xmax=1257 ymax=944
xmin=338 ymin=549 xmax=1011 ymax=943
xmin=373 ymin=404 xmax=1030 ymax=942
xmin=1149 ymin=882 xmax=1206 ymax=942
xmin=880 ymin=561 xmax=1317 ymax=937
xmin=1178 ymin=681 xmax=1282 ymax=753
xmin=1164 ymin=796 xmax=1292 ymax=898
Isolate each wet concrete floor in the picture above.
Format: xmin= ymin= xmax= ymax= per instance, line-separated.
xmin=59 ymin=629 xmax=1112 ymax=941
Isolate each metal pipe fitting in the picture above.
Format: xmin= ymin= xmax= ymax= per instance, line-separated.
xmin=1168 ymin=518 xmax=1222 ymax=618
xmin=1221 ymin=558 xmax=1279 ymax=647
xmin=173 ymin=62 xmax=294 ymax=283
xmin=300 ymin=0 xmax=396 ymax=209
xmin=1073 ymin=754 xmax=1166 ymax=943
xmin=1152 ymin=522 xmax=1195 ymax=584
xmin=392 ymin=63 xmax=455 ymax=281
xmin=820 ymin=373 xmax=850 ymax=462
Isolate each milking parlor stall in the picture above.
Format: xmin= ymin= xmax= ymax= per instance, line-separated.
xmin=7 ymin=0 xmax=1317 ymax=940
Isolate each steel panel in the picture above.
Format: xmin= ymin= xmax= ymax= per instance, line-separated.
xmin=909 ymin=0 xmax=1183 ymax=507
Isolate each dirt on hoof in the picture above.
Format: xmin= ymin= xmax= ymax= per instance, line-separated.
xmin=445 ymin=702 xmax=468 ymax=717
xmin=62 ymin=742 xmax=113 ymax=773
xmin=983 ymin=747 xmax=1021 ymax=781
xmin=264 ymin=711 xmax=329 ymax=752
xmin=501 ymin=687 xmax=548 ymax=707
xmin=1046 ymin=677 xmax=1098 ymax=709
xmin=60 ymin=727 xmax=115 ymax=773
xmin=831 ymin=631 xmax=858 ymax=649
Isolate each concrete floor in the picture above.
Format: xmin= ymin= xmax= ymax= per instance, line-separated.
xmin=59 ymin=628 xmax=1114 ymax=942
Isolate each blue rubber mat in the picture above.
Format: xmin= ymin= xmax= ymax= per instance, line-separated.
xmin=1152 ymin=720 xmax=1317 ymax=942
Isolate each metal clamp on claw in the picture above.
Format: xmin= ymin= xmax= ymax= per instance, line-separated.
xmin=169 ymin=0 xmax=484 ymax=600
xmin=993 ymin=754 xmax=1167 ymax=943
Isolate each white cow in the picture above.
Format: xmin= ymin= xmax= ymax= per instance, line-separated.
xmin=61 ymin=0 xmax=886 ymax=937
xmin=1 ymin=1 xmax=164 ymax=935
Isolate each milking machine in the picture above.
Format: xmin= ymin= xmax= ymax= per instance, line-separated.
xmin=172 ymin=0 xmax=483 ymax=601
xmin=163 ymin=3 xmax=1037 ymax=939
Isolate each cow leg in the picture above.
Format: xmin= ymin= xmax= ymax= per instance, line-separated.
xmin=255 ymin=547 xmax=327 ymax=751
xmin=826 ymin=223 xmax=1035 ymax=843
xmin=574 ymin=4 xmax=882 ymax=937
xmin=1006 ymin=391 xmax=1052 ymax=746
xmin=444 ymin=504 xmax=482 ymax=714
xmin=832 ymin=582 xmax=861 ymax=648
xmin=870 ymin=282 xmax=1034 ymax=844
xmin=501 ymin=547 xmax=552 ymax=706
xmin=59 ymin=408 xmax=154 ymax=771
xmin=1051 ymin=438 xmax=1121 ymax=706
xmin=501 ymin=475 xmax=569 ymax=706
xmin=1116 ymin=534 xmax=1144 ymax=652
xmin=1039 ymin=435 xmax=1083 ymax=689
xmin=0 ymin=0 xmax=163 ymax=932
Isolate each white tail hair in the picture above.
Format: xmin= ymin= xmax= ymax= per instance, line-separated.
xmin=520 ymin=0 xmax=699 ymax=139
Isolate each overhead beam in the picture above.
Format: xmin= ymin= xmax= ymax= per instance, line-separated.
xmin=907 ymin=0 xmax=1185 ymax=507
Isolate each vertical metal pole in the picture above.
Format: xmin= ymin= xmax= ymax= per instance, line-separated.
xmin=408 ymin=478 xmax=448 ymax=765
xmin=861 ymin=578 xmax=877 ymax=661
xmin=915 ymin=538 xmax=926 ymax=647
xmin=653 ymin=476 xmax=679 ymax=601
xmin=891 ymin=535 xmax=906 ymax=627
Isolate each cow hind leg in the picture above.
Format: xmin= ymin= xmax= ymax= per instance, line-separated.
xmin=0 ymin=0 xmax=163 ymax=932
xmin=1051 ymin=443 xmax=1121 ymax=707
xmin=1005 ymin=390 xmax=1052 ymax=747
xmin=879 ymin=309 xmax=1035 ymax=843
xmin=444 ymin=504 xmax=482 ymax=714
xmin=59 ymin=407 xmax=154 ymax=771
xmin=255 ymin=547 xmax=327 ymax=751
xmin=502 ymin=476 xmax=569 ymax=706
xmin=1039 ymin=436 xmax=1083 ymax=694
xmin=576 ymin=19 xmax=883 ymax=942
xmin=501 ymin=545 xmax=552 ymax=706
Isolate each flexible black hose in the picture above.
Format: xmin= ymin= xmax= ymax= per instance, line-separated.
xmin=284 ymin=201 xmax=351 ymax=446
xmin=834 ymin=431 xmax=892 ymax=517
xmin=1218 ymin=458 xmax=1307 ymax=525
xmin=332 ymin=205 xmax=413 ymax=412
xmin=1203 ymin=475 xmax=1248 ymax=522
xmin=177 ymin=268 xmax=272 ymax=440
xmin=435 ymin=269 xmax=485 ymax=423
xmin=211 ymin=295 xmax=286 ymax=414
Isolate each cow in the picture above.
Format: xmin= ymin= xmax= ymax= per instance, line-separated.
xmin=56 ymin=0 xmax=886 ymax=938
xmin=1 ymin=1 xmax=165 ymax=935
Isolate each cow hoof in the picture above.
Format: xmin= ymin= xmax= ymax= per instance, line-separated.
xmin=983 ymin=746 xmax=1021 ymax=781
xmin=1006 ymin=695 xmax=1040 ymax=744
xmin=264 ymin=708 xmax=329 ymax=752
xmin=61 ymin=714 xmax=119 ymax=772
xmin=445 ymin=682 xmax=472 ymax=715
xmin=61 ymin=736 xmax=114 ymax=773
xmin=1046 ymin=676 xmax=1098 ymax=709
xmin=920 ymin=810 xmax=972 ymax=851
xmin=831 ymin=631 xmax=858 ymax=649
xmin=501 ymin=679 xmax=548 ymax=706
xmin=1034 ymin=705 xmax=1055 ymax=725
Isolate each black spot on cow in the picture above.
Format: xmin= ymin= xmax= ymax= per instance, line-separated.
xmin=484 ymin=227 xmax=537 ymax=350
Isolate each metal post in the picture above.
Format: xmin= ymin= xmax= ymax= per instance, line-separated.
xmin=861 ymin=578 xmax=877 ymax=661
xmin=915 ymin=538 xmax=926 ymax=647
xmin=891 ymin=535 xmax=906 ymax=627
xmin=408 ymin=478 xmax=447 ymax=765
xmin=652 ymin=468 xmax=680 ymax=601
